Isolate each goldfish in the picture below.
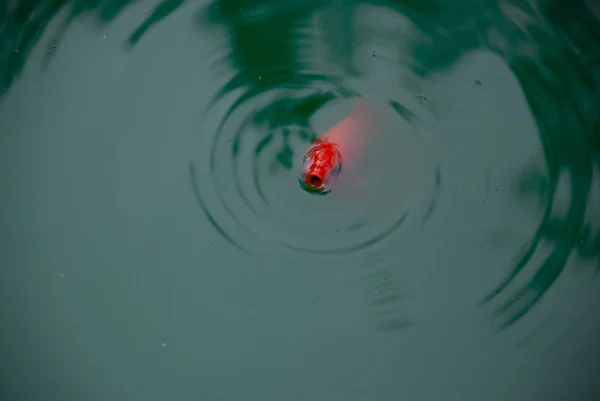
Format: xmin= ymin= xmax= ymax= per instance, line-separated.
xmin=300 ymin=97 xmax=373 ymax=194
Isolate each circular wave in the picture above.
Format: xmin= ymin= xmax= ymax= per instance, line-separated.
xmin=189 ymin=70 xmax=441 ymax=272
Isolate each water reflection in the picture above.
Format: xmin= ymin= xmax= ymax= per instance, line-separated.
xmin=1 ymin=0 xmax=598 ymax=333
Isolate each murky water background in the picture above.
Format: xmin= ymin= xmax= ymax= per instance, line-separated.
xmin=1 ymin=0 xmax=599 ymax=400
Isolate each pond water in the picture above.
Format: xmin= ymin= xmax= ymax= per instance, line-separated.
xmin=1 ymin=0 xmax=599 ymax=400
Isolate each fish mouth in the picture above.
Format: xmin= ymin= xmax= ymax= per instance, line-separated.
xmin=307 ymin=174 xmax=323 ymax=187
xmin=298 ymin=177 xmax=330 ymax=195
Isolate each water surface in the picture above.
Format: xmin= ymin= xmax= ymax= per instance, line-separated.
xmin=1 ymin=0 xmax=599 ymax=400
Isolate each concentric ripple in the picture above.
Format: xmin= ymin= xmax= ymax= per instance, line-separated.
xmin=189 ymin=73 xmax=440 ymax=270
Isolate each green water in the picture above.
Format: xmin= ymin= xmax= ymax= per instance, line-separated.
xmin=1 ymin=0 xmax=599 ymax=400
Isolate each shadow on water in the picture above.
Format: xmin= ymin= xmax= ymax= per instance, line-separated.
xmin=1 ymin=0 xmax=599 ymax=332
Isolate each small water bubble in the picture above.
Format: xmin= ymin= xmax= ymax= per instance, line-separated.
xmin=258 ymin=75 xmax=262 ymax=80
xmin=103 ymin=33 xmax=108 ymax=39
xmin=161 ymin=342 xmax=168 ymax=347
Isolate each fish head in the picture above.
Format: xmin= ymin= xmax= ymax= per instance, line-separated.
xmin=299 ymin=141 xmax=342 ymax=195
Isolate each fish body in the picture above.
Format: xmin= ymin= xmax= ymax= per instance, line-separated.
xmin=300 ymin=98 xmax=372 ymax=194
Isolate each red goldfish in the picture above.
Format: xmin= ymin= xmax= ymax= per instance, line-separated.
xmin=300 ymin=98 xmax=373 ymax=194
